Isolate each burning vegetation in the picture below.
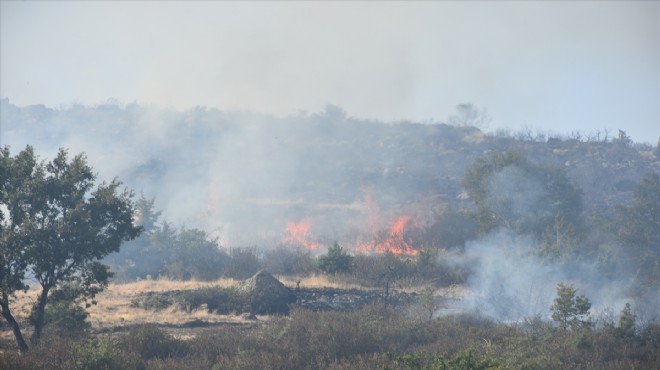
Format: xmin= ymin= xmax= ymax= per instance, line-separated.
xmin=280 ymin=220 xmax=321 ymax=251
xmin=2 ymin=102 xmax=660 ymax=368
xmin=356 ymin=216 xmax=419 ymax=256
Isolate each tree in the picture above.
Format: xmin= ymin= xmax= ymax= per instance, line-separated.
xmin=103 ymin=194 xmax=165 ymax=281
xmin=538 ymin=214 xmax=580 ymax=262
xmin=165 ymin=227 xmax=228 ymax=281
xmin=448 ymin=103 xmax=491 ymax=129
xmin=132 ymin=194 xmax=162 ymax=234
xmin=610 ymin=129 xmax=635 ymax=161
xmin=462 ymin=151 xmax=583 ymax=239
xmin=462 ymin=151 xmax=526 ymax=233
xmin=416 ymin=287 xmax=442 ymax=322
xmin=0 ymin=146 xmax=35 ymax=352
xmin=0 ymin=146 xmax=141 ymax=351
xmin=422 ymin=206 xmax=479 ymax=250
xmin=616 ymin=172 xmax=660 ymax=289
xmin=617 ymin=302 xmax=636 ymax=339
xmin=551 ymin=282 xmax=593 ymax=331
xmin=318 ymin=242 xmax=352 ymax=274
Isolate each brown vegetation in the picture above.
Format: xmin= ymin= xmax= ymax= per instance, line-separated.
xmin=3 ymin=304 xmax=659 ymax=369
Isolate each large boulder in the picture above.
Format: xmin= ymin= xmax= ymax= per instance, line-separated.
xmin=237 ymin=270 xmax=295 ymax=314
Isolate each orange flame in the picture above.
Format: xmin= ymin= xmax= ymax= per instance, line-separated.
xmin=280 ymin=220 xmax=321 ymax=251
xmin=356 ymin=216 xmax=418 ymax=256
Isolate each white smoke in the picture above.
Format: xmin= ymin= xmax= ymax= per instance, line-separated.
xmin=449 ymin=229 xmax=647 ymax=324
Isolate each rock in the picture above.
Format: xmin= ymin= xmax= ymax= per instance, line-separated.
xmin=237 ymin=270 xmax=295 ymax=315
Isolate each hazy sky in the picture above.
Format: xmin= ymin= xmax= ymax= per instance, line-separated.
xmin=1 ymin=1 xmax=658 ymax=142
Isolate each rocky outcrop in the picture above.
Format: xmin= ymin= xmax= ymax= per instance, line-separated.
xmin=238 ymin=270 xmax=295 ymax=314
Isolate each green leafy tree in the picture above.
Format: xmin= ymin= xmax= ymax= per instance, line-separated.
xmin=318 ymin=242 xmax=352 ymax=274
xmin=0 ymin=146 xmax=35 ymax=352
xmin=462 ymin=151 xmax=583 ymax=239
xmin=616 ymin=172 xmax=660 ymax=289
xmin=617 ymin=302 xmax=636 ymax=339
xmin=164 ymin=227 xmax=228 ymax=280
xmin=132 ymin=194 xmax=162 ymax=234
xmin=462 ymin=151 xmax=525 ymax=233
xmin=0 ymin=146 xmax=141 ymax=351
xmin=551 ymin=282 xmax=593 ymax=331
xmin=104 ymin=194 xmax=164 ymax=280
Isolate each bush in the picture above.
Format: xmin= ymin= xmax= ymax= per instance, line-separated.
xmin=262 ymin=246 xmax=317 ymax=276
xmin=225 ymin=247 xmax=262 ymax=279
xmin=29 ymin=284 xmax=91 ymax=339
xmin=318 ymin=242 xmax=352 ymax=274
xmin=177 ymin=287 xmax=247 ymax=314
xmin=119 ymin=324 xmax=189 ymax=360
xmin=351 ymin=252 xmax=413 ymax=288
xmin=3 ymin=304 xmax=660 ymax=369
xmin=41 ymin=300 xmax=90 ymax=337
xmin=67 ymin=337 xmax=136 ymax=370
xmin=165 ymin=228 xmax=229 ymax=281
xmin=131 ymin=293 xmax=174 ymax=311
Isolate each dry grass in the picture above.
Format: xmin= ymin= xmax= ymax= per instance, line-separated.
xmin=85 ymin=277 xmax=245 ymax=330
xmin=278 ymin=274 xmax=365 ymax=290
xmin=3 ymin=274 xmax=352 ymax=334
xmin=4 ymin=277 xmax=248 ymax=335
xmin=2 ymin=274 xmax=454 ymax=342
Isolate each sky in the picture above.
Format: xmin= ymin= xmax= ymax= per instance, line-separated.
xmin=1 ymin=1 xmax=658 ymax=143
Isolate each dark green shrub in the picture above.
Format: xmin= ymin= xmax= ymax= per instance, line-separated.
xmin=164 ymin=228 xmax=229 ymax=281
xmin=551 ymin=283 xmax=593 ymax=331
xmin=448 ymin=349 xmax=498 ymax=369
xmin=318 ymin=242 xmax=352 ymax=274
xmin=41 ymin=300 xmax=90 ymax=337
xmin=66 ymin=337 xmax=136 ymax=370
xmin=28 ymin=284 xmax=92 ymax=339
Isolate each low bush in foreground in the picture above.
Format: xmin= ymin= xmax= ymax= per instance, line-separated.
xmin=131 ymin=286 xmax=248 ymax=314
xmin=3 ymin=308 xmax=659 ymax=369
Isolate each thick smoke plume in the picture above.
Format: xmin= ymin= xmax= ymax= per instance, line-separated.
xmin=1 ymin=101 xmax=444 ymax=248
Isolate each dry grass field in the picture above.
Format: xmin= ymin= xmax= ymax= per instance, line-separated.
xmin=1 ymin=274 xmax=368 ymax=336
xmin=1 ymin=274 xmax=467 ymax=345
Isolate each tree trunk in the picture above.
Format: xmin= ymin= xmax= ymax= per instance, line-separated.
xmin=30 ymin=286 xmax=50 ymax=346
xmin=1 ymin=299 xmax=29 ymax=353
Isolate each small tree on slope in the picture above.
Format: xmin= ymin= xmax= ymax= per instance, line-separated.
xmin=551 ymin=282 xmax=593 ymax=331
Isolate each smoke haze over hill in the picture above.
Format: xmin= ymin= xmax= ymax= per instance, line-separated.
xmin=2 ymin=99 xmax=659 ymax=322
xmin=1 ymin=1 xmax=658 ymax=143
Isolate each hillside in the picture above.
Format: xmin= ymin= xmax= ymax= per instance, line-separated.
xmin=2 ymin=100 xmax=660 ymax=367
xmin=1 ymin=99 xmax=658 ymax=247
